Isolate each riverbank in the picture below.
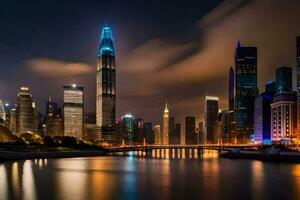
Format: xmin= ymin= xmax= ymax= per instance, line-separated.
xmin=0 ymin=150 xmax=107 ymax=162
xmin=220 ymin=150 xmax=300 ymax=163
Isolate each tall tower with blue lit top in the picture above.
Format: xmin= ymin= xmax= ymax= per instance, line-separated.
xmin=96 ymin=26 xmax=116 ymax=143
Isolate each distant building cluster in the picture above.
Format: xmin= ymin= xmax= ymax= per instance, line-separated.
xmin=0 ymin=28 xmax=299 ymax=146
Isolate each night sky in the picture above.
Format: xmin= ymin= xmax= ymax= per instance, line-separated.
xmin=1 ymin=0 xmax=300 ymax=127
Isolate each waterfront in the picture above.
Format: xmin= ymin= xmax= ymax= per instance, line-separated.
xmin=0 ymin=151 xmax=300 ymax=200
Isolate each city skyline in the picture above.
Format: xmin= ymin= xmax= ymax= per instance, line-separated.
xmin=1 ymin=0 xmax=300 ymax=127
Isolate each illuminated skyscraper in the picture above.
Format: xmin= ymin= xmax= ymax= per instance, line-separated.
xmin=296 ymin=36 xmax=300 ymax=143
xmin=0 ymin=100 xmax=5 ymax=126
xmin=276 ymin=66 xmax=292 ymax=93
xmin=271 ymin=92 xmax=297 ymax=141
xmin=9 ymin=108 xmax=16 ymax=134
xmin=154 ymin=125 xmax=161 ymax=144
xmin=63 ymin=84 xmax=84 ymax=140
xmin=143 ymin=122 xmax=154 ymax=144
xmin=134 ymin=118 xmax=144 ymax=144
xmin=228 ymin=67 xmax=236 ymax=144
xmin=235 ymin=41 xmax=257 ymax=143
xmin=204 ymin=96 xmax=219 ymax=144
xmin=122 ymin=114 xmax=134 ymax=145
xmin=96 ymin=26 xmax=116 ymax=143
xmin=16 ymin=87 xmax=34 ymax=136
xmin=228 ymin=67 xmax=235 ymax=111
xmin=185 ymin=116 xmax=196 ymax=145
xmin=162 ymin=102 xmax=169 ymax=144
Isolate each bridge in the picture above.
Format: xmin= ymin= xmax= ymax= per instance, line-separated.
xmin=104 ymin=144 xmax=259 ymax=158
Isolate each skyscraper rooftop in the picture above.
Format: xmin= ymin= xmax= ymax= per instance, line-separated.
xmin=98 ymin=26 xmax=115 ymax=56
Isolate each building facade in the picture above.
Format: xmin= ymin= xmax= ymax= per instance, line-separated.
xmin=276 ymin=66 xmax=292 ymax=93
xmin=143 ymin=122 xmax=154 ymax=144
xmin=204 ymin=96 xmax=219 ymax=144
xmin=16 ymin=87 xmax=34 ymax=136
xmin=122 ymin=114 xmax=134 ymax=145
xmin=96 ymin=26 xmax=116 ymax=143
xmin=235 ymin=41 xmax=257 ymax=143
xmin=254 ymin=93 xmax=273 ymax=144
xmin=63 ymin=85 xmax=84 ymax=140
xmin=271 ymin=92 xmax=297 ymax=142
xmin=185 ymin=116 xmax=196 ymax=145
xmin=154 ymin=125 xmax=161 ymax=144
xmin=162 ymin=102 xmax=169 ymax=144
xmin=296 ymin=36 xmax=300 ymax=144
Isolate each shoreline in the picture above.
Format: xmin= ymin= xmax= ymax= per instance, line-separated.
xmin=0 ymin=150 xmax=108 ymax=162
xmin=220 ymin=150 xmax=300 ymax=163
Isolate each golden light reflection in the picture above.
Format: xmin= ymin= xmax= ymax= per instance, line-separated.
xmin=56 ymin=159 xmax=88 ymax=200
xmin=165 ymin=149 xmax=170 ymax=159
xmin=23 ymin=160 xmax=37 ymax=200
xmin=292 ymin=164 xmax=300 ymax=193
xmin=251 ymin=161 xmax=264 ymax=199
xmin=182 ymin=149 xmax=186 ymax=159
xmin=12 ymin=162 xmax=20 ymax=198
xmin=202 ymin=149 xmax=218 ymax=158
xmin=0 ymin=164 xmax=8 ymax=200
xmin=91 ymin=159 xmax=115 ymax=200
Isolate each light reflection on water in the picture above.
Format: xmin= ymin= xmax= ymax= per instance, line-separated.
xmin=0 ymin=155 xmax=300 ymax=200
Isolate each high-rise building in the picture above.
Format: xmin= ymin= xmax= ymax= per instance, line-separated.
xmin=271 ymin=92 xmax=297 ymax=142
xmin=185 ymin=116 xmax=196 ymax=145
xmin=228 ymin=67 xmax=235 ymax=111
xmin=228 ymin=67 xmax=236 ymax=144
xmin=254 ymin=92 xmax=273 ymax=144
xmin=204 ymin=96 xmax=219 ymax=144
xmin=171 ymin=123 xmax=181 ymax=145
xmin=198 ymin=122 xmax=204 ymax=144
xmin=154 ymin=125 xmax=161 ymax=144
xmin=296 ymin=36 xmax=300 ymax=144
xmin=9 ymin=108 xmax=16 ymax=134
xmin=235 ymin=41 xmax=257 ymax=143
xmin=168 ymin=117 xmax=175 ymax=143
xmin=63 ymin=84 xmax=84 ymax=140
xmin=134 ymin=118 xmax=144 ymax=144
xmin=96 ymin=26 xmax=116 ymax=143
xmin=276 ymin=66 xmax=292 ymax=93
xmin=16 ymin=87 xmax=34 ymax=136
xmin=143 ymin=122 xmax=154 ymax=144
xmin=265 ymin=80 xmax=276 ymax=95
xmin=45 ymin=96 xmax=60 ymax=136
xmin=0 ymin=100 xmax=5 ymax=127
xmin=162 ymin=102 xmax=169 ymax=144
xmin=216 ymin=110 xmax=230 ymax=144
xmin=122 ymin=114 xmax=134 ymax=145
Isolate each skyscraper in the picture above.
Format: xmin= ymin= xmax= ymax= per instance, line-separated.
xmin=297 ymin=36 xmax=300 ymax=144
xmin=63 ymin=84 xmax=84 ymax=140
xmin=173 ymin=123 xmax=181 ymax=145
xmin=0 ymin=100 xmax=5 ymax=126
xmin=265 ymin=80 xmax=276 ymax=95
xmin=96 ymin=26 xmax=116 ymax=143
xmin=16 ymin=87 xmax=34 ymax=136
xmin=162 ymin=102 xmax=169 ymax=144
xmin=254 ymin=92 xmax=273 ymax=144
xmin=134 ymin=118 xmax=144 ymax=144
xmin=154 ymin=125 xmax=161 ymax=144
xmin=204 ymin=96 xmax=219 ymax=144
xmin=9 ymin=108 xmax=16 ymax=134
xmin=271 ymin=92 xmax=297 ymax=142
xmin=143 ymin=122 xmax=154 ymax=144
xmin=122 ymin=114 xmax=134 ymax=145
xmin=276 ymin=66 xmax=292 ymax=93
xmin=228 ymin=67 xmax=235 ymax=111
xmin=235 ymin=41 xmax=257 ymax=143
xmin=185 ymin=116 xmax=196 ymax=145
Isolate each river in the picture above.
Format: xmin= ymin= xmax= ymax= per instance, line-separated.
xmin=0 ymin=150 xmax=299 ymax=200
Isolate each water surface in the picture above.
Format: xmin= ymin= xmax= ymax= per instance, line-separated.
xmin=0 ymin=152 xmax=300 ymax=200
